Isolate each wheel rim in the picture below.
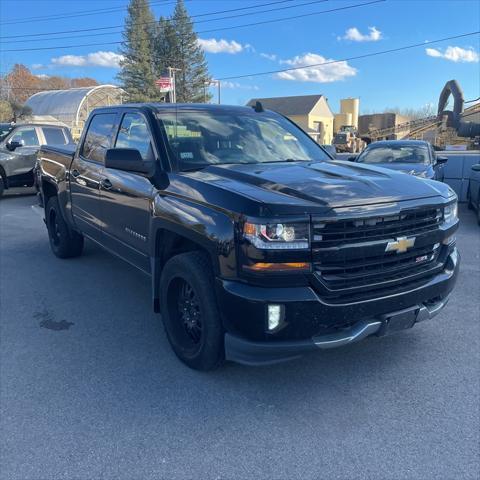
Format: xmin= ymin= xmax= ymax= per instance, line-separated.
xmin=167 ymin=277 xmax=203 ymax=354
xmin=49 ymin=209 xmax=61 ymax=246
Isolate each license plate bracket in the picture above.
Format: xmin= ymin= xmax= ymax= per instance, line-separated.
xmin=377 ymin=308 xmax=418 ymax=336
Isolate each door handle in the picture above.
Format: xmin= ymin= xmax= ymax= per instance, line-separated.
xmin=71 ymin=169 xmax=80 ymax=178
xmin=101 ymin=178 xmax=113 ymax=190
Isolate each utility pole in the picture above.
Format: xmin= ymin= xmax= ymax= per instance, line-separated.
xmin=167 ymin=67 xmax=181 ymax=103
xmin=205 ymin=79 xmax=221 ymax=104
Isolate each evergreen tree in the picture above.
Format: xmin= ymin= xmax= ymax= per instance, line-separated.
xmin=170 ymin=0 xmax=211 ymax=103
xmin=118 ymin=0 xmax=158 ymax=102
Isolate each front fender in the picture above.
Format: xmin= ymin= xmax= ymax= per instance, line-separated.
xmin=151 ymin=194 xmax=236 ymax=276
xmin=149 ymin=194 xmax=237 ymax=312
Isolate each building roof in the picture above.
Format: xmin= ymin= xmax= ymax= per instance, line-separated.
xmin=246 ymin=94 xmax=326 ymax=116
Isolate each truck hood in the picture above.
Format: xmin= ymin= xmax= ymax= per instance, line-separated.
xmin=186 ymin=160 xmax=450 ymax=211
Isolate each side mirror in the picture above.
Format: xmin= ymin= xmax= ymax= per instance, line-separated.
xmin=436 ymin=156 xmax=448 ymax=164
xmin=472 ymin=164 xmax=480 ymax=172
xmin=348 ymin=155 xmax=357 ymax=162
xmin=105 ymin=148 xmax=150 ymax=174
xmin=6 ymin=139 xmax=24 ymax=151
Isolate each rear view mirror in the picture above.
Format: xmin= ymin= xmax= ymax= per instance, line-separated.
xmin=436 ymin=156 xmax=448 ymax=164
xmin=6 ymin=140 xmax=24 ymax=151
xmin=105 ymin=148 xmax=150 ymax=174
xmin=472 ymin=164 xmax=480 ymax=172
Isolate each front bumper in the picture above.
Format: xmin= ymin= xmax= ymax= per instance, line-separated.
xmin=219 ymin=247 xmax=459 ymax=365
xmin=225 ymin=297 xmax=449 ymax=365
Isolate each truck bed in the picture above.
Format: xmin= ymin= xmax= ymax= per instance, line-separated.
xmin=39 ymin=144 xmax=76 ymax=160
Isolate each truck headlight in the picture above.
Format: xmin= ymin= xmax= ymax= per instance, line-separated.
xmin=244 ymin=222 xmax=309 ymax=249
xmin=443 ymin=201 xmax=458 ymax=224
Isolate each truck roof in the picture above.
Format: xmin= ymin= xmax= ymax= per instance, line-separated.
xmin=92 ymin=103 xmax=267 ymax=115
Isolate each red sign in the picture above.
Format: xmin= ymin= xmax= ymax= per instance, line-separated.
xmin=155 ymin=77 xmax=172 ymax=92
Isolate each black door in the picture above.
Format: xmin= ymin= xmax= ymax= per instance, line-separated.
xmin=70 ymin=113 xmax=117 ymax=240
xmin=99 ymin=112 xmax=155 ymax=273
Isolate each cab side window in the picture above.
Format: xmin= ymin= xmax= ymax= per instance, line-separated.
xmin=81 ymin=113 xmax=116 ymax=163
xmin=115 ymin=113 xmax=153 ymax=162
xmin=10 ymin=127 xmax=39 ymax=146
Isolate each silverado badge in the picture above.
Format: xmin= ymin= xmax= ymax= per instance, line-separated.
xmin=385 ymin=236 xmax=416 ymax=254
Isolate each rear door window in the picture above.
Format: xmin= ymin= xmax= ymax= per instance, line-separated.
xmin=81 ymin=113 xmax=117 ymax=163
xmin=43 ymin=127 xmax=68 ymax=145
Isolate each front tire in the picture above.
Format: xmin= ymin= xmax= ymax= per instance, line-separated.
xmin=160 ymin=251 xmax=224 ymax=371
xmin=46 ymin=196 xmax=84 ymax=258
xmin=0 ymin=176 xmax=5 ymax=198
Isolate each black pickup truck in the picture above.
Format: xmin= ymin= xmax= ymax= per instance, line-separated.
xmin=37 ymin=104 xmax=460 ymax=370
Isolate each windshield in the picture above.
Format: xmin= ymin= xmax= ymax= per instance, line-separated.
xmin=0 ymin=124 xmax=13 ymax=142
xmin=357 ymin=145 xmax=431 ymax=164
xmin=157 ymin=110 xmax=329 ymax=171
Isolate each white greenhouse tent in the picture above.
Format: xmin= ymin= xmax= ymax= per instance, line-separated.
xmin=25 ymin=84 xmax=125 ymax=140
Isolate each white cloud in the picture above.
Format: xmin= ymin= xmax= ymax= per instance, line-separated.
xmin=51 ymin=51 xmax=124 ymax=68
xmin=276 ymin=53 xmax=357 ymax=83
xmin=339 ymin=26 xmax=382 ymax=42
xmin=35 ymin=74 xmax=50 ymax=79
xmin=221 ymin=81 xmax=259 ymax=90
xmin=197 ymin=38 xmax=247 ymax=54
xmin=426 ymin=46 xmax=479 ymax=63
xmin=260 ymin=53 xmax=277 ymax=61
xmin=31 ymin=63 xmax=45 ymax=70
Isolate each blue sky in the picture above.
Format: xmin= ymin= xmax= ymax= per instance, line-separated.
xmin=1 ymin=0 xmax=479 ymax=114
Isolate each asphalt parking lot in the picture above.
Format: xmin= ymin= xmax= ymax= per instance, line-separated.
xmin=1 ymin=193 xmax=479 ymax=480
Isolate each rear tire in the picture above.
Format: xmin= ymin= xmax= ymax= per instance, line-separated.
xmin=46 ymin=196 xmax=84 ymax=258
xmin=160 ymin=251 xmax=224 ymax=371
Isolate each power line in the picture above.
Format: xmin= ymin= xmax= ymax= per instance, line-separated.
xmin=1 ymin=0 xmax=321 ymax=44
xmin=0 ymin=0 xmax=178 ymax=26
xmin=0 ymin=1 xmax=383 ymax=52
xmin=3 ymin=31 xmax=479 ymax=92
xmin=0 ymin=0 xmax=296 ymax=39
xmin=217 ymin=31 xmax=480 ymax=80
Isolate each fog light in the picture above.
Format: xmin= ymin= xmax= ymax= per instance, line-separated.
xmin=268 ymin=304 xmax=283 ymax=331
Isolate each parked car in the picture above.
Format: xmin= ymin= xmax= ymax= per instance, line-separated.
xmin=467 ymin=163 xmax=480 ymax=225
xmin=37 ymin=104 xmax=459 ymax=370
xmin=352 ymin=140 xmax=448 ymax=181
xmin=0 ymin=122 xmax=73 ymax=197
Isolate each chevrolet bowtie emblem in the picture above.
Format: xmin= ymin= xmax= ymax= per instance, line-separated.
xmin=385 ymin=236 xmax=416 ymax=254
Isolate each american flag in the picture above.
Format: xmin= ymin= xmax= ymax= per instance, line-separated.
xmin=155 ymin=77 xmax=172 ymax=92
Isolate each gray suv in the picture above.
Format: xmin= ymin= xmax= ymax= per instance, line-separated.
xmin=0 ymin=123 xmax=73 ymax=197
